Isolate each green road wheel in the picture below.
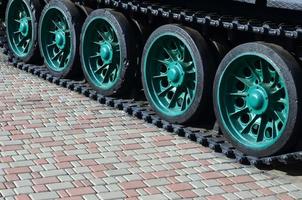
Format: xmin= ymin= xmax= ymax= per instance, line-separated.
xmin=80 ymin=9 xmax=138 ymax=96
xmin=39 ymin=0 xmax=84 ymax=78
xmin=142 ymin=24 xmax=215 ymax=124
xmin=5 ymin=0 xmax=42 ymax=62
xmin=214 ymin=42 xmax=302 ymax=157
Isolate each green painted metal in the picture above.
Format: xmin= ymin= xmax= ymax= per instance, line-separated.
xmin=143 ymin=33 xmax=197 ymax=117
xmin=40 ymin=7 xmax=71 ymax=72
xmin=216 ymin=53 xmax=289 ymax=149
xmin=81 ymin=17 xmax=121 ymax=90
xmin=6 ymin=0 xmax=33 ymax=58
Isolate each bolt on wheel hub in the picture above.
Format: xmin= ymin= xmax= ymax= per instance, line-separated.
xmin=167 ymin=62 xmax=185 ymax=86
xmin=247 ymin=86 xmax=269 ymax=114
xmin=19 ymin=18 xmax=29 ymax=37
xmin=55 ymin=31 xmax=66 ymax=49
xmin=100 ymin=42 xmax=113 ymax=63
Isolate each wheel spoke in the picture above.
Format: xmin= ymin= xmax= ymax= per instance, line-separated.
xmin=152 ymin=74 xmax=167 ymax=79
xmin=47 ymin=42 xmax=57 ymax=48
xmin=163 ymin=47 xmax=176 ymax=61
xmin=156 ymin=59 xmax=170 ymax=66
xmin=256 ymin=117 xmax=266 ymax=142
xmin=14 ymin=30 xmax=21 ymax=35
xmin=235 ymin=76 xmax=253 ymax=87
xmin=240 ymin=115 xmax=259 ymax=134
xmin=181 ymin=92 xmax=188 ymax=111
xmin=23 ymin=40 xmax=30 ymax=51
xmin=271 ymin=87 xmax=285 ymax=98
xmin=245 ymin=60 xmax=260 ymax=81
xmin=89 ymin=54 xmax=101 ymax=60
xmin=52 ymin=20 xmax=61 ymax=30
xmin=183 ymin=61 xmax=193 ymax=68
xmin=274 ymin=111 xmax=285 ymax=124
xmin=186 ymin=87 xmax=192 ymax=101
xmin=59 ymin=51 xmax=69 ymax=68
xmin=94 ymin=63 xmax=107 ymax=74
xmin=158 ymin=85 xmax=173 ymax=97
xmin=102 ymin=66 xmax=112 ymax=84
xmin=229 ymin=107 xmax=249 ymax=117
xmin=97 ymin=30 xmax=109 ymax=41
xmin=16 ymin=36 xmax=27 ymax=47
xmin=168 ymin=87 xmax=181 ymax=108
xmin=229 ymin=92 xmax=247 ymax=97
xmin=272 ymin=120 xmax=277 ymax=138
xmin=51 ymin=50 xmax=63 ymax=61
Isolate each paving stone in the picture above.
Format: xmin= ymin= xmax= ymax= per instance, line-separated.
xmin=29 ymin=192 xmax=59 ymax=200
xmin=144 ymin=178 xmax=170 ymax=187
xmin=0 ymin=51 xmax=301 ymax=200
xmin=46 ymin=182 xmax=74 ymax=190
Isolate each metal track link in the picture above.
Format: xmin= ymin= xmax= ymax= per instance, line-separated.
xmin=2 ymin=1 xmax=302 ymax=167
xmin=101 ymin=0 xmax=302 ymax=40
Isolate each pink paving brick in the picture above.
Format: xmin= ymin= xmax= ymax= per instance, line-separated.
xmin=200 ymin=171 xmax=225 ymax=179
xmin=15 ymin=194 xmax=31 ymax=200
xmin=231 ymin=175 xmax=255 ymax=184
xmin=144 ymin=187 xmax=161 ymax=195
xmin=121 ymin=143 xmax=143 ymax=150
xmin=177 ymin=190 xmax=198 ymax=198
xmin=167 ymin=183 xmax=193 ymax=192
xmin=33 ymin=185 xmax=48 ymax=192
xmin=4 ymin=167 xmax=31 ymax=174
xmin=32 ymin=177 xmax=60 ymax=185
xmin=124 ymin=190 xmax=139 ymax=197
xmin=66 ymin=187 xmax=95 ymax=196
xmin=120 ymin=181 xmax=147 ymax=190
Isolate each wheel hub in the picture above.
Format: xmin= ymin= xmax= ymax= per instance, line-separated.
xmin=100 ymin=42 xmax=113 ymax=63
xmin=167 ymin=62 xmax=184 ymax=87
xmin=19 ymin=18 xmax=29 ymax=37
xmin=55 ymin=31 xmax=66 ymax=50
xmin=247 ymin=86 xmax=269 ymax=114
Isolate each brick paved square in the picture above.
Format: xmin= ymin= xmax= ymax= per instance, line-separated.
xmin=0 ymin=50 xmax=302 ymax=199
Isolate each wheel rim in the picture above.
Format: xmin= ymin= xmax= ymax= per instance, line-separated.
xmin=6 ymin=0 xmax=33 ymax=58
xmin=82 ymin=17 xmax=121 ymax=90
xmin=217 ymin=54 xmax=289 ymax=149
xmin=144 ymin=34 xmax=197 ymax=117
xmin=40 ymin=7 xmax=72 ymax=72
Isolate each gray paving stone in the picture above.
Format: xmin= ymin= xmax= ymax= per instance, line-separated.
xmin=83 ymin=194 xmax=100 ymax=200
xmin=30 ymin=192 xmax=59 ymax=200
xmin=14 ymin=186 xmax=34 ymax=195
xmin=93 ymin=185 xmax=109 ymax=193
xmin=205 ymin=186 xmax=225 ymax=195
xmin=13 ymin=180 xmax=32 ymax=187
xmin=193 ymin=189 xmax=210 ymax=196
xmin=40 ymin=169 xmax=66 ymax=177
xmin=223 ymin=193 xmax=240 ymax=200
xmin=144 ymin=178 xmax=170 ymax=187
xmin=105 ymin=184 xmax=121 ymax=192
xmin=288 ymin=190 xmax=302 ymax=199
xmin=235 ymin=191 xmax=256 ymax=199
xmin=46 ymin=182 xmax=74 ymax=190
xmin=97 ymin=191 xmax=126 ymax=200
xmin=105 ymin=169 xmax=131 ymax=177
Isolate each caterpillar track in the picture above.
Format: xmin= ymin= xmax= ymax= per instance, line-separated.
xmin=2 ymin=0 xmax=302 ymax=167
